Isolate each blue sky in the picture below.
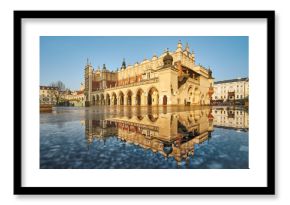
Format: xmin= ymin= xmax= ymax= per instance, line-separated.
xmin=40 ymin=36 xmax=248 ymax=90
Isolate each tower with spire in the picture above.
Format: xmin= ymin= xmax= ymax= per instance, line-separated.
xmin=185 ymin=42 xmax=190 ymax=52
xmin=83 ymin=40 xmax=214 ymax=106
xmin=121 ymin=58 xmax=126 ymax=70
xmin=176 ymin=40 xmax=183 ymax=52
xmin=84 ymin=58 xmax=93 ymax=106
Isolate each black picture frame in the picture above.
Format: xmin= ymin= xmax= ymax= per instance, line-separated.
xmin=14 ymin=10 xmax=275 ymax=195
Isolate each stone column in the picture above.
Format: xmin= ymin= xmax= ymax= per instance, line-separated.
xmin=123 ymin=96 xmax=126 ymax=106
xmin=132 ymin=94 xmax=136 ymax=106
xmin=141 ymin=93 xmax=147 ymax=106
xmin=117 ymin=97 xmax=120 ymax=106
xmin=110 ymin=97 xmax=114 ymax=106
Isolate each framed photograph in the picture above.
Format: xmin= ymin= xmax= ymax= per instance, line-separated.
xmin=14 ymin=10 xmax=275 ymax=195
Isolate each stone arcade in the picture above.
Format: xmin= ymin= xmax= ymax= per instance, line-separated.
xmin=84 ymin=41 xmax=214 ymax=106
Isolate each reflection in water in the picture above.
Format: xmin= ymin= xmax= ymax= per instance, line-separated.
xmin=40 ymin=106 xmax=248 ymax=169
xmin=212 ymin=107 xmax=248 ymax=131
xmin=85 ymin=108 xmax=214 ymax=163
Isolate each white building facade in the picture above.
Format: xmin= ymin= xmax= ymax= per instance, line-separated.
xmin=212 ymin=77 xmax=249 ymax=104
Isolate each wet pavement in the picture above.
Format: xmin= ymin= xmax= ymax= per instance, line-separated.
xmin=40 ymin=106 xmax=249 ymax=169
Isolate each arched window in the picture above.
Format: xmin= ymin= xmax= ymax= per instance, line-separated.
xmin=163 ymin=95 xmax=167 ymax=105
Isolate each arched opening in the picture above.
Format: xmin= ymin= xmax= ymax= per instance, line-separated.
xmin=188 ymin=87 xmax=193 ymax=105
xmin=119 ymin=91 xmax=124 ymax=105
xmin=112 ymin=92 xmax=117 ymax=105
xmin=127 ymin=109 xmax=133 ymax=119
xmin=201 ymin=94 xmax=205 ymax=105
xmin=136 ymin=89 xmax=144 ymax=106
xmin=96 ymin=95 xmax=100 ymax=105
xmin=92 ymin=95 xmax=96 ymax=106
xmin=127 ymin=90 xmax=133 ymax=105
xmin=148 ymin=114 xmax=159 ymax=122
xmin=148 ymin=94 xmax=152 ymax=105
xmin=106 ymin=94 xmax=110 ymax=105
xmin=136 ymin=107 xmax=143 ymax=120
xmin=100 ymin=94 xmax=105 ymax=105
xmin=147 ymin=106 xmax=159 ymax=122
xmin=137 ymin=115 xmax=144 ymax=120
xmin=163 ymin=95 xmax=167 ymax=105
xmin=194 ymin=87 xmax=200 ymax=105
xmin=147 ymin=87 xmax=159 ymax=106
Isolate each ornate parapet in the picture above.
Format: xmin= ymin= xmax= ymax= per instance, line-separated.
xmin=105 ymin=77 xmax=159 ymax=91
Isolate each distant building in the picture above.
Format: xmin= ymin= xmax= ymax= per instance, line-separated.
xmin=39 ymin=86 xmax=58 ymax=105
xmin=64 ymin=90 xmax=85 ymax=107
xmin=64 ymin=83 xmax=85 ymax=107
xmin=84 ymin=41 xmax=214 ymax=106
xmin=212 ymin=77 xmax=249 ymax=105
xmin=212 ymin=107 xmax=249 ymax=130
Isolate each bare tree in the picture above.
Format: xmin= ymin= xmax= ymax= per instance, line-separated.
xmin=50 ymin=81 xmax=66 ymax=105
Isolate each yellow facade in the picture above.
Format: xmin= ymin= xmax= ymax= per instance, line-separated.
xmin=64 ymin=83 xmax=85 ymax=106
xmin=84 ymin=41 xmax=214 ymax=106
xmin=64 ymin=91 xmax=85 ymax=106
xmin=39 ymin=86 xmax=58 ymax=105
xmin=85 ymin=107 xmax=214 ymax=163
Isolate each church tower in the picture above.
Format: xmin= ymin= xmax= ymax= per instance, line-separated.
xmin=84 ymin=58 xmax=93 ymax=106
xmin=158 ymin=50 xmax=179 ymax=105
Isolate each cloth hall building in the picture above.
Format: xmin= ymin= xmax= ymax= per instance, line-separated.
xmin=84 ymin=41 xmax=214 ymax=106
